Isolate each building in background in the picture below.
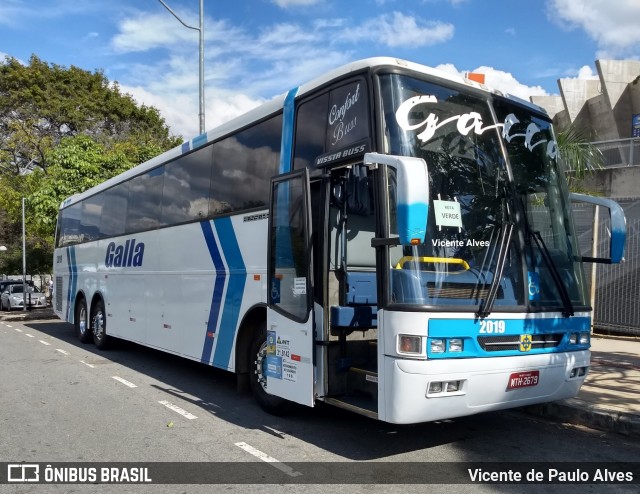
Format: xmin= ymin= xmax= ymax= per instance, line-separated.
xmin=532 ymin=60 xmax=640 ymax=338
xmin=532 ymin=59 xmax=640 ymax=141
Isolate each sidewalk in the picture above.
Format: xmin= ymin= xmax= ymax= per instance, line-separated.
xmin=524 ymin=335 xmax=640 ymax=439
xmin=2 ymin=309 xmax=639 ymax=438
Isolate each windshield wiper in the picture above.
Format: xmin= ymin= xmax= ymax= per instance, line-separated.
xmin=476 ymin=222 xmax=513 ymax=319
xmin=530 ymin=231 xmax=574 ymax=317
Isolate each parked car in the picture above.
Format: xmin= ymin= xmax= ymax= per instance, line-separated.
xmin=0 ymin=283 xmax=48 ymax=310
xmin=0 ymin=280 xmax=24 ymax=294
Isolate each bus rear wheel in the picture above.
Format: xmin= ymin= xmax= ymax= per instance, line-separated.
xmin=92 ymin=300 xmax=109 ymax=350
xmin=74 ymin=298 xmax=93 ymax=343
xmin=249 ymin=323 xmax=292 ymax=416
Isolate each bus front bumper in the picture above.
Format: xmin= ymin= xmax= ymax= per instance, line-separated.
xmin=380 ymin=350 xmax=590 ymax=424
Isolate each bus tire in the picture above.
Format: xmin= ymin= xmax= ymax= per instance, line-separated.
xmin=249 ymin=323 xmax=292 ymax=416
xmin=92 ymin=299 xmax=109 ymax=350
xmin=74 ymin=298 xmax=93 ymax=344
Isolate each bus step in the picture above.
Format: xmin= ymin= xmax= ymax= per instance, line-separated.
xmin=347 ymin=366 xmax=378 ymax=401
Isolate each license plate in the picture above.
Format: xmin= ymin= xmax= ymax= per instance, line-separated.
xmin=507 ymin=370 xmax=539 ymax=390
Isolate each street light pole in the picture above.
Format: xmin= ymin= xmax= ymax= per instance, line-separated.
xmin=22 ymin=197 xmax=27 ymax=312
xmin=157 ymin=0 xmax=205 ymax=135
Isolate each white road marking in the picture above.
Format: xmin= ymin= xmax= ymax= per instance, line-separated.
xmin=234 ymin=442 xmax=302 ymax=477
xmin=25 ymin=334 xmax=35 ymax=338
xmin=39 ymin=340 xmax=51 ymax=346
xmin=112 ymin=376 xmax=137 ymax=388
xmin=6 ymin=324 xmax=12 ymax=328
xmin=158 ymin=400 xmax=197 ymax=420
xmin=14 ymin=328 xmax=22 ymax=332
xmin=56 ymin=349 xmax=70 ymax=355
xmin=80 ymin=360 xmax=95 ymax=368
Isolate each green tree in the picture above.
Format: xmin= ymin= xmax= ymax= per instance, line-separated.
xmin=0 ymin=135 xmax=141 ymax=275
xmin=0 ymin=55 xmax=182 ymax=275
xmin=0 ymin=54 xmax=180 ymax=175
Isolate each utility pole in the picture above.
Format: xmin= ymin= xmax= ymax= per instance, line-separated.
xmin=158 ymin=0 xmax=205 ymax=134
xmin=22 ymin=197 xmax=27 ymax=312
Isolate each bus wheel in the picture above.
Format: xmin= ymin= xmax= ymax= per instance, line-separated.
xmin=74 ymin=299 xmax=92 ymax=344
xmin=249 ymin=324 xmax=292 ymax=415
xmin=92 ymin=300 xmax=109 ymax=350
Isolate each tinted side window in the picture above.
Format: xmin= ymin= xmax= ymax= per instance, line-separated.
xmin=294 ymin=78 xmax=370 ymax=170
xmin=126 ymin=167 xmax=164 ymax=233
xmin=162 ymin=145 xmax=213 ymax=224
xmin=100 ymin=183 xmax=129 ymax=238
xmin=210 ymin=114 xmax=282 ymax=215
xmin=327 ymin=81 xmax=368 ymax=151
xmin=293 ymin=93 xmax=329 ymax=169
xmin=57 ymin=203 xmax=82 ymax=247
xmin=80 ymin=195 xmax=103 ymax=242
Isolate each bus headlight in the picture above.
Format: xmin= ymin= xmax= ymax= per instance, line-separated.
xmin=430 ymin=339 xmax=445 ymax=353
xmin=398 ymin=335 xmax=422 ymax=355
xmin=569 ymin=333 xmax=578 ymax=344
xmin=448 ymin=338 xmax=463 ymax=352
xmin=579 ymin=333 xmax=590 ymax=345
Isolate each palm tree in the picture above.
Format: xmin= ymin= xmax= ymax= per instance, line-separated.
xmin=555 ymin=123 xmax=604 ymax=191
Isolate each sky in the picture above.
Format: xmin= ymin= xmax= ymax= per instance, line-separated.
xmin=1 ymin=0 xmax=640 ymax=139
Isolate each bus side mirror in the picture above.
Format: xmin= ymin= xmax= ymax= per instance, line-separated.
xmin=364 ymin=153 xmax=429 ymax=246
xmin=569 ymin=192 xmax=626 ymax=264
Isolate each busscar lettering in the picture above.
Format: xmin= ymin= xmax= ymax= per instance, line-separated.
xmin=395 ymin=95 xmax=557 ymax=160
xmin=105 ymin=239 xmax=145 ymax=268
xmin=315 ymin=144 xmax=366 ymax=166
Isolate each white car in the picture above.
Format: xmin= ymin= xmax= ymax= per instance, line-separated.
xmin=0 ymin=283 xmax=48 ymax=311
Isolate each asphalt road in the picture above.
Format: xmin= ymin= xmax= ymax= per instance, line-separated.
xmin=1 ymin=318 xmax=639 ymax=494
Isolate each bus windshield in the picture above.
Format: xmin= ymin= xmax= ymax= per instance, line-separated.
xmin=380 ymin=73 xmax=588 ymax=312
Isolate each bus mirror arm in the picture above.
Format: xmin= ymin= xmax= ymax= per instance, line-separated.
xmin=364 ymin=153 xmax=430 ymax=246
xmin=569 ymin=193 xmax=626 ymax=264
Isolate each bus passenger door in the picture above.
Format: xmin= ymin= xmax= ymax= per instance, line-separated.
xmin=266 ymin=169 xmax=315 ymax=407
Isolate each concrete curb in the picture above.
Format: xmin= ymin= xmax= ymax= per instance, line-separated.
xmin=0 ymin=309 xmax=58 ymax=322
xmin=523 ymin=398 xmax=640 ymax=439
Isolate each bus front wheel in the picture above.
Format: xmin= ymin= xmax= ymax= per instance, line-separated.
xmin=249 ymin=323 xmax=292 ymax=416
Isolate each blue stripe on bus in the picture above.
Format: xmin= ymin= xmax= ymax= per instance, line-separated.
xmin=427 ymin=316 xmax=592 ymax=359
xmin=212 ymin=217 xmax=247 ymax=370
xmin=181 ymin=142 xmax=190 ymax=154
xmin=192 ymin=133 xmax=207 ymax=150
xmin=200 ymin=220 xmax=227 ymax=364
xmin=65 ymin=246 xmax=77 ymax=322
xmin=279 ymin=87 xmax=299 ymax=174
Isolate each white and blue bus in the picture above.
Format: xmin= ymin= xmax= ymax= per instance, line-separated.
xmin=53 ymin=58 xmax=626 ymax=424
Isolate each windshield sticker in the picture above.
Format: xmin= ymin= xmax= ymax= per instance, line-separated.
xmin=293 ymin=277 xmax=306 ymax=295
xmin=395 ymin=95 xmax=557 ymax=160
xmin=433 ymin=199 xmax=463 ymax=229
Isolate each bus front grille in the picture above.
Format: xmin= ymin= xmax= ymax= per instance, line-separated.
xmin=427 ymin=283 xmax=502 ymax=300
xmin=477 ymin=333 xmax=564 ymax=352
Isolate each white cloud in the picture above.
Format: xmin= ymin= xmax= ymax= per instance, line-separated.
xmin=344 ymin=12 xmax=454 ymax=48
xmin=112 ymin=12 xmax=246 ymax=55
xmin=112 ymin=13 xmax=197 ymax=53
xmin=109 ymin=9 xmax=453 ymax=137
xmin=121 ymin=83 xmax=264 ymax=139
xmin=435 ymin=64 xmax=549 ymax=100
xmin=576 ymin=65 xmax=598 ymax=80
xmin=548 ymin=0 xmax=640 ymax=57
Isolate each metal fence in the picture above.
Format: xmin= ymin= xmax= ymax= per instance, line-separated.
xmin=573 ymin=200 xmax=640 ymax=336
xmin=592 ymin=138 xmax=640 ymax=168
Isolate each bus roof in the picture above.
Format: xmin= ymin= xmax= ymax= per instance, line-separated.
xmin=60 ymin=57 xmax=546 ymax=209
